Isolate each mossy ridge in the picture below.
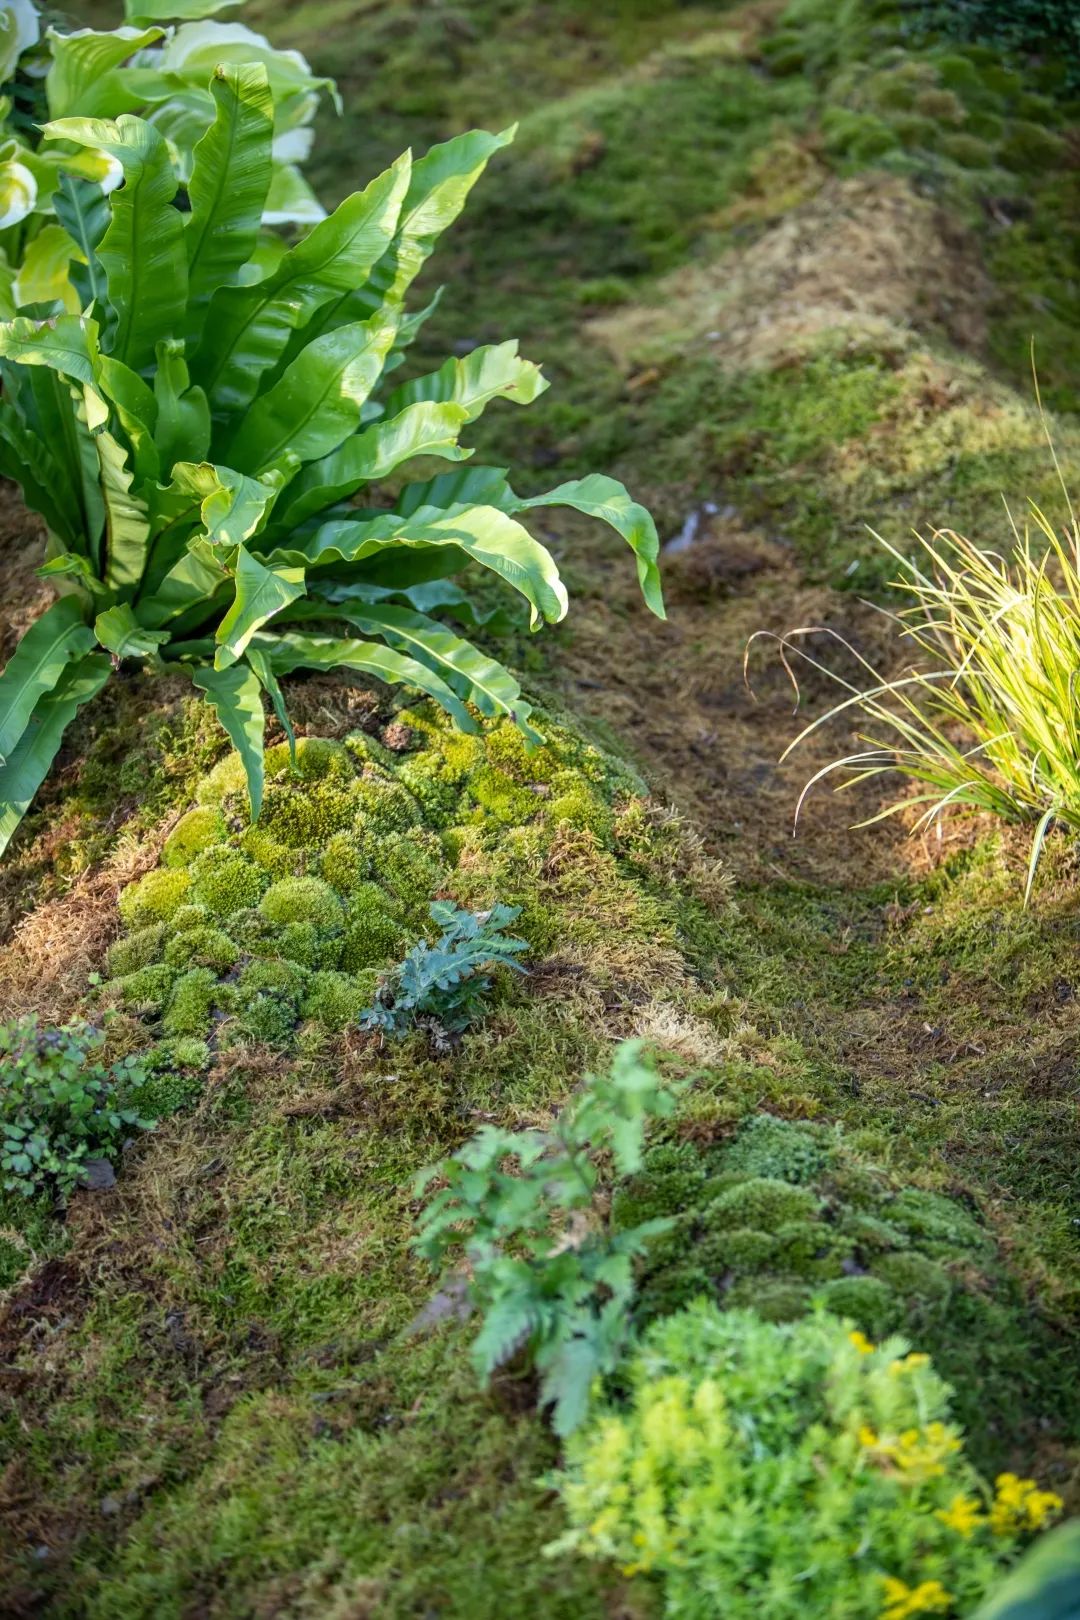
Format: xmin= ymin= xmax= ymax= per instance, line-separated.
xmin=0 ymin=683 xmax=225 ymax=943
xmin=96 ymin=706 xmax=682 ymax=1067
xmin=0 ymin=703 xmax=711 ymax=1614
xmin=612 ymin=1112 xmax=1079 ymax=1469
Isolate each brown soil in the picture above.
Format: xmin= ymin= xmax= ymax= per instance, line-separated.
xmin=552 ymin=510 xmax=954 ymax=888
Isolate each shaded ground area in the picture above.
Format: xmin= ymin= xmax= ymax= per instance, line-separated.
xmin=1 ymin=1 xmax=1079 ymax=1614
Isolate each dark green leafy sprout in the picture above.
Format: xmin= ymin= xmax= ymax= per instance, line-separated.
xmin=361 ymin=900 xmax=527 ymax=1037
xmin=0 ymin=1014 xmax=153 ymax=1198
xmin=0 ymin=63 xmax=663 ymax=858
xmin=412 ymin=1040 xmax=682 ymax=1435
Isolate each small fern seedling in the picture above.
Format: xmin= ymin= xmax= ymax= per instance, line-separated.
xmin=361 ymin=901 xmax=528 ymax=1038
xmin=412 ymin=1041 xmax=682 ymax=1434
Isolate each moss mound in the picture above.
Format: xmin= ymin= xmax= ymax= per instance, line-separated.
xmin=99 ymin=707 xmax=685 ymax=1061
xmin=613 ymin=1112 xmax=1078 ymax=1463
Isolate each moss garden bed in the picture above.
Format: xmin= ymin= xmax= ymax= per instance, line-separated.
xmin=2 ymin=0 xmax=1080 ymax=1615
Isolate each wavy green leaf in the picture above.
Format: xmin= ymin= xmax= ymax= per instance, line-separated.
xmin=215 ymin=545 xmax=305 ymax=669
xmin=54 ymin=175 xmax=110 ymax=309
xmin=138 ymin=537 xmax=231 ymax=631
xmin=43 ymin=114 xmax=186 ymax=370
xmin=23 ymin=365 xmax=106 ymax=566
xmin=192 ymin=152 xmax=410 ymax=419
xmin=13 ymin=225 xmax=79 ymax=313
xmin=519 ymin=474 xmax=664 ymax=620
xmin=398 ymin=465 xmax=665 ymax=619
xmin=0 ymin=398 xmax=80 ymax=544
xmin=246 ymin=644 xmax=295 ymax=765
xmin=397 ymin=464 xmax=513 ymax=518
xmin=96 ymin=355 xmax=160 ymax=483
xmin=251 ymin=628 xmax=478 ymax=733
xmin=96 ymin=425 xmax=151 ymax=597
xmin=388 ymin=340 xmax=546 ymax=422
xmin=93 ymin=604 xmax=168 ymax=661
xmin=384 ymin=126 xmax=516 ymax=303
xmin=45 ymin=26 xmax=165 ymax=121
xmin=0 ymin=597 xmax=95 ymax=766
xmin=167 ymin=461 xmax=283 ymax=548
xmin=185 ymin=63 xmax=273 ymax=331
xmin=273 ymin=400 xmax=470 ymax=532
xmin=191 ymin=660 xmax=265 ymax=820
xmin=0 ymin=652 xmax=111 ymax=857
xmin=124 ymin=0 xmax=242 ymax=21
xmin=153 ymin=339 xmax=210 ymax=473
xmin=285 ymin=597 xmax=536 ymax=736
xmin=0 ymin=313 xmax=98 ymax=384
xmin=271 ymin=503 xmax=567 ymax=629
xmin=225 ymin=314 xmax=399 ymax=476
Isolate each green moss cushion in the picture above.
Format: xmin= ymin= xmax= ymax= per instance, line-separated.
xmin=102 ymin=704 xmax=647 ymax=1052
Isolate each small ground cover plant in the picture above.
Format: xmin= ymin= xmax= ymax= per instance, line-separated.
xmin=0 ymin=64 xmax=663 ymax=856
xmin=361 ymin=900 xmax=527 ymax=1038
xmin=608 ymin=1111 xmax=1078 ymax=1462
xmin=750 ymin=494 xmax=1080 ymax=900
xmin=0 ymin=1012 xmax=152 ymax=1197
xmin=413 ymin=1039 xmax=681 ymax=1434
xmin=549 ymin=1304 xmax=1063 ymax=1619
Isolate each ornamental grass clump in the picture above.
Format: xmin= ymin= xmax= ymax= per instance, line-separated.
xmin=751 ymin=493 xmax=1080 ymax=901
xmin=0 ymin=64 xmax=663 ymax=855
xmin=549 ymin=1304 xmax=1063 ymax=1620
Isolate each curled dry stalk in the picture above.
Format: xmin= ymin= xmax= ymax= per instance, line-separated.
xmin=746 ymin=493 xmax=1080 ymax=905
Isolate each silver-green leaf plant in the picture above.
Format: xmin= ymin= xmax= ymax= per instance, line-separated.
xmin=0 ymin=65 xmax=664 ymax=855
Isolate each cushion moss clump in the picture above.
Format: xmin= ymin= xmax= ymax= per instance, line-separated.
xmin=611 ymin=1112 xmax=1060 ymax=1462
xmin=118 ymin=867 xmax=191 ymax=929
xmin=163 ymin=967 xmax=219 ymax=1038
xmin=162 ymin=807 xmax=227 ymax=868
xmin=259 ymin=877 xmax=345 ymax=932
xmin=163 ymin=926 xmax=239 ymax=973
xmin=106 ymin=924 xmax=167 ymax=978
xmin=190 ymin=849 xmax=268 ymax=917
xmin=103 ymin=701 xmax=672 ymax=1059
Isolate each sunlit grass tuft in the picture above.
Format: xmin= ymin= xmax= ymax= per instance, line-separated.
xmin=751 ymin=482 xmax=1080 ymax=903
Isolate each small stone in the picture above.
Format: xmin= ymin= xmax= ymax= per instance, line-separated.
xmin=80 ymin=1158 xmax=116 ymax=1191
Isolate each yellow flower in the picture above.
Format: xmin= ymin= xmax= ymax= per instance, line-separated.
xmin=850 ymin=1330 xmax=876 ymax=1355
xmin=990 ymin=1474 xmax=1064 ymax=1535
xmin=1025 ymin=1489 xmax=1064 ymax=1530
xmin=880 ymin=1575 xmax=953 ymax=1619
xmin=888 ymin=1352 xmax=931 ymax=1376
xmin=936 ymin=1493 xmax=984 ymax=1537
xmin=863 ymin=1421 xmax=962 ymax=1482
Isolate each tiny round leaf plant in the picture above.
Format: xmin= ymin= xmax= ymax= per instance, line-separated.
xmin=0 ymin=1014 xmax=154 ymax=1199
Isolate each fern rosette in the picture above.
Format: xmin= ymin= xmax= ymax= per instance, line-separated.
xmin=0 ymin=63 xmax=663 ymax=855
